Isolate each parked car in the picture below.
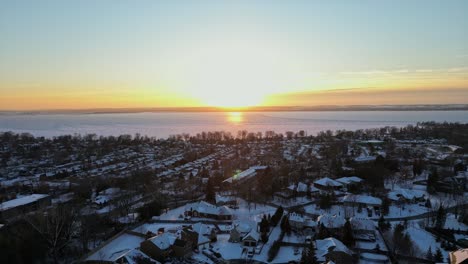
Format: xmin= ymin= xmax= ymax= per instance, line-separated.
xmin=247 ymin=248 xmax=254 ymax=258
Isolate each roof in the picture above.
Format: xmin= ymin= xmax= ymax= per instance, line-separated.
xmin=350 ymin=218 xmax=376 ymax=231
xmin=316 ymin=237 xmax=352 ymax=261
xmin=192 ymin=223 xmax=212 ymax=236
xmin=148 ymin=233 xmax=177 ymax=250
xmin=387 ymin=188 xmax=426 ymax=201
xmin=232 ymin=220 xmax=253 ymax=233
xmin=223 ymin=166 xmax=268 ymax=183
xmin=243 ymin=230 xmax=260 ymax=242
xmin=289 ymin=212 xmax=305 ymax=223
xmin=314 ymin=177 xmax=343 ymax=187
xmin=336 ymin=176 xmax=363 ymax=185
xmin=185 ymin=201 xmax=233 ymax=216
xmin=317 ymin=214 xmax=345 ymax=228
xmin=118 ymin=249 xmax=160 ymax=264
xmin=86 ymin=232 xmax=145 ymax=262
xmin=0 ymin=194 xmax=49 ymax=211
xmin=342 ymin=194 xmax=382 ymax=206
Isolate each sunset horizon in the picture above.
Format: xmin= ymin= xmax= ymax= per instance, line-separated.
xmin=2 ymin=0 xmax=468 ymax=110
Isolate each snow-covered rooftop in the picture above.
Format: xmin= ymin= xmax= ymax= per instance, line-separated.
xmin=0 ymin=194 xmax=49 ymax=211
xmin=336 ymin=176 xmax=363 ymax=185
xmin=316 ymin=237 xmax=352 ymax=261
xmin=342 ymin=194 xmax=382 ymax=206
xmin=86 ymin=232 xmax=145 ymax=262
xmin=314 ymin=177 xmax=343 ymax=187
xmin=184 ymin=201 xmax=233 ymax=216
xmin=148 ymin=233 xmax=177 ymax=250
xmin=223 ymin=166 xmax=268 ymax=183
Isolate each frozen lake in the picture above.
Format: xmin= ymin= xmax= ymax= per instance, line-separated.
xmin=0 ymin=111 xmax=467 ymax=138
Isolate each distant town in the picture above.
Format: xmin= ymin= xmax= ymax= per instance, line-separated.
xmin=1 ymin=122 xmax=468 ymax=264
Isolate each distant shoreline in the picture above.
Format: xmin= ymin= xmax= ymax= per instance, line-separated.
xmin=1 ymin=104 xmax=468 ymax=115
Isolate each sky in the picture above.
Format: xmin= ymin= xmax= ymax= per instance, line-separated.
xmin=1 ymin=0 xmax=468 ymax=110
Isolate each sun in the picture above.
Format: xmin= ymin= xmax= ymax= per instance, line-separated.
xmin=166 ymin=33 xmax=305 ymax=108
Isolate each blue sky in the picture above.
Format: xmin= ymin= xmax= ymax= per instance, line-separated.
xmin=1 ymin=0 xmax=468 ymax=109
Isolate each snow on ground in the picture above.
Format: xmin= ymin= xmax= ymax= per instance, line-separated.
xmin=157 ymin=198 xmax=276 ymax=222
xmin=234 ymin=200 xmax=277 ymax=222
xmin=212 ymin=234 xmax=243 ymax=260
xmin=253 ymin=225 xmax=282 ymax=262
xmin=158 ymin=205 xmax=186 ymax=220
xmin=359 ymin=252 xmax=389 ymax=264
xmin=404 ymin=222 xmax=448 ymax=259
xmin=282 ymin=233 xmax=306 ymax=244
xmin=387 ymin=204 xmax=429 ymax=218
xmin=272 ymin=246 xmax=302 ymax=263
xmin=86 ymin=233 xmax=145 ymax=262
xmin=444 ymin=214 xmax=468 ymax=231
xmin=192 ymin=253 xmax=214 ymax=264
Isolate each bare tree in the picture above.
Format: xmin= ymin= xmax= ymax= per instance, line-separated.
xmin=26 ymin=204 xmax=78 ymax=264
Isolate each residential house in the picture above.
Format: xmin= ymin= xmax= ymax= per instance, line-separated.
xmin=0 ymin=194 xmax=51 ymax=220
xmin=229 ymin=221 xmax=252 ymax=243
xmin=342 ymin=194 xmax=382 ymax=209
xmin=317 ymin=214 xmax=346 ymax=231
xmin=181 ymin=223 xmax=215 ymax=250
xmin=140 ymin=232 xmax=191 ymax=262
xmin=316 ymin=237 xmax=354 ymax=264
xmin=387 ymin=189 xmax=425 ymax=204
xmin=314 ymin=178 xmax=343 ymax=192
xmin=350 ymin=218 xmax=376 ymax=241
xmin=336 ymin=176 xmax=363 ymax=191
xmin=288 ymin=212 xmax=317 ymax=231
xmin=184 ymin=201 xmax=233 ymax=220
xmin=242 ymin=230 xmax=260 ymax=247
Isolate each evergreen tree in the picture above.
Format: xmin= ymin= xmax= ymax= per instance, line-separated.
xmin=427 ymin=167 xmax=439 ymax=193
xmin=425 ymin=246 xmax=433 ymax=261
xmin=378 ymin=215 xmax=389 ymax=232
xmin=434 ymin=248 xmax=443 ymax=262
xmin=342 ymin=219 xmax=355 ymax=247
xmin=316 ymin=223 xmax=329 ymax=239
xmin=301 ymin=241 xmax=317 ymax=264
xmin=205 ymin=178 xmax=215 ymax=203
xmin=435 ymin=205 xmax=447 ymax=229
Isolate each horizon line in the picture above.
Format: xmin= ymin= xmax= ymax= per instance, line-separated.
xmin=2 ymin=104 xmax=468 ymax=114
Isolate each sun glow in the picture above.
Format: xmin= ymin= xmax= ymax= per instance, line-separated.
xmin=227 ymin=112 xmax=243 ymax=123
xmin=165 ymin=32 xmax=309 ymax=108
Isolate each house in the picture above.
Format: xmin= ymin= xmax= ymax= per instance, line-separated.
xmin=336 ymin=176 xmax=363 ymax=190
xmin=140 ymin=233 xmax=176 ymax=261
xmin=316 ymin=237 xmax=354 ymax=264
xmin=314 ymin=178 xmax=343 ymax=192
xmin=288 ymin=212 xmax=317 ymax=231
xmin=342 ymin=194 xmax=382 ymax=208
xmin=0 ymin=194 xmax=51 ymax=220
xmin=215 ymin=194 xmax=237 ymax=207
xmin=222 ymin=166 xmax=268 ymax=184
xmin=184 ymin=201 xmax=233 ymax=220
xmin=350 ymin=218 xmax=376 ymax=241
xmin=317 ymin=214 xmax=346 ymax=230
xmin=229 ymin=221 xmax=253 ymax=242
xmin=181 ymin=223 xmax=215 ymax=250
xmin=242 ymin=230 xmax=260 ymax=247
xmin=287 ymin=182 xmax=320 ymax=197
xmin=140 ymin=232 xmax=191 ymax=262
xmin=387 ymin=188 xmax=425 ymax=204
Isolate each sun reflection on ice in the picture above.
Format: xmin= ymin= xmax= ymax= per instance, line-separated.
xmin=227 ymin=112 xmax=243 ymax=123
